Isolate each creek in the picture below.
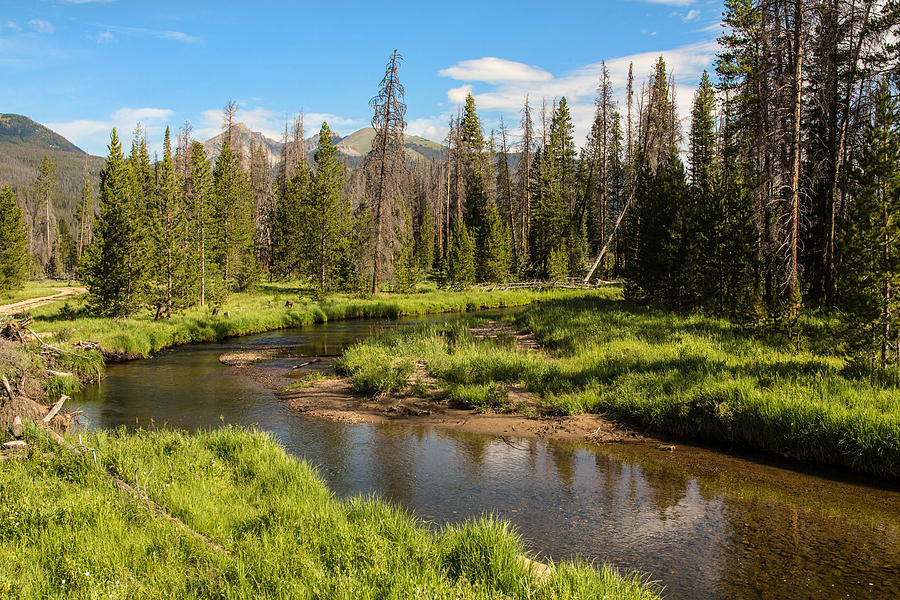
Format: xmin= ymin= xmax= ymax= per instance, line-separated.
xmin=72 ymin=311 xmax=900 ymax=600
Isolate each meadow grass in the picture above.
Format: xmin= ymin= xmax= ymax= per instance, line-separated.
xmin=28 ymin=283 xmax=592 ymax=362
xmin=0 ymin=425 xmax=660 ymax=600
xmin=339 ymin=292 xmax=900 ymax=478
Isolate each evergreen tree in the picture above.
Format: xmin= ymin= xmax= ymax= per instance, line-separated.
xmin=55 ymin=218 xmax=77 ymax=278
xmin=478 ymin=201 xmax=513 ymax=283
xmin=212 ymin=139 xmax=256 ymax=290
xmin=84 ymin=129 xmax=147 ymax=316
xmin=0 ymin=186 xmax=30 ymax=293
xmin=394 ymin=214 xmax=419 ymax=293
xmin=415 ymin=199 xmax=435 ymax=273
xmin=306 ymin=122 xmax=352 ymax=295
xmin=150 ymin=127 xmax=189 ymax=314
xmin=186 ymin=142 xmax=223 ymax=306
xmin=447 ymin=221 xmax=475 ymax=290
xmin=271 ymin=159 xmax=312 ymax=279
xmin=840 ymin=80 xmax=900 ymax=369
xmin=33 ymin=155 xmax=57 ymax=269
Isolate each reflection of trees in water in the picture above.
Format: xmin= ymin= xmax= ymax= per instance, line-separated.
xmin=718 ymin=497 xmax=900 ymax=600
xmin=371 ymin=423 xmax=415 ymax=504
xmin=547 ymin=441 xmax=577 ymax=489
xmin=636 ymin=463 xmax=689 ymax=517
xmin=446 ymin=431 xmax=490 ymax=477
xmin=594 ymin=451 xmax=626 ymax=503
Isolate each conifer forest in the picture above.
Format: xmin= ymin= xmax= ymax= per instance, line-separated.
xmin=3 ymin=0 xmax=892 ymax=369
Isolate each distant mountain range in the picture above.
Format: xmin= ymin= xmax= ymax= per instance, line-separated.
xmin=201 ymin=122 xmax=444 ymax=167
xmin=0 ymin=113 xmax=446 ymax=225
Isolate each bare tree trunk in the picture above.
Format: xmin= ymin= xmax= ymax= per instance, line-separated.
xmin=787 ymin=0 xmax=804 ymax=316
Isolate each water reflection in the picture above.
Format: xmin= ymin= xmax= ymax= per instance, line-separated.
xmin=72 ymin=315 xmax=900 ymax=600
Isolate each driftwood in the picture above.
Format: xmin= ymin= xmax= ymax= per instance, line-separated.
xmin=1 ymin=375 xmax=13 ymax=405
xmin=292 ymin=358 xmax=322 ymax=370
xmin=26 ymin=328 xmax=91 ymax=361
xmin=43 ymin=395 xmax=68 ymax=423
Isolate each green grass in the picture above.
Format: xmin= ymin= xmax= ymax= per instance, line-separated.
xmin=28 ymin=283 xmax=593 ymax=362
xmin=339 ymin=292 xmax=900 ymax=478
xmin=0 ymin=425 xmax=659 ymax=600
xmin=0 ymin=280 xmax=82 ymax=307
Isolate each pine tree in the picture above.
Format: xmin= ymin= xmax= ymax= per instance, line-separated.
xmin=76 ymin=161 xmax=93 ymax=264
xmin=212 ymin=138 xmax=256 ymax=290
xmin=0 ymin=186 xmax=30 ymax=293
xmin=479 ymin=201 xmax=512 ymax=283
xmin=840 ymin=79 xmax=900 ymax=369
xmin=394 ymin=213 xmax=419 ymax=293
xmin=250 ymin=141 xmax=273 ymax=273
xmin=55 ymin=218 xmax=77 ymax=278
xmin=415 ymin=198 xmax=435 ymax=273
xmin=272 ymin=159 xmax=312 ymax=279
xmin=366 ymin=50 xmax=407 ymax=294
xmin=447 ymin=221 xmax=475 ymax=290
xmin=33 ymin=155 xmax=57 ymax=269
xmin=186 ymin=142 xmax=222 ymax=306
xmin=149 ymin=127 xmax=188 ymax=314
xmin=306 ymin=122 xmax=352 ymax=296
xmin=84 ymin=129 xmax=147 ymax=316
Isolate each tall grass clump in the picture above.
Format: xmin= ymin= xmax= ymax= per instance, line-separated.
xmin=339 ymin=292 xmax=900 ymax=477
xmin=0 ymin=425 xmax=659 ymax=600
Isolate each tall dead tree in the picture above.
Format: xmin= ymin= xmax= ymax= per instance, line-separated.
xmin=365 ymin=50 xmax=407 ymax=294
xmin=517 ymin=95 xmax=534 ymax=262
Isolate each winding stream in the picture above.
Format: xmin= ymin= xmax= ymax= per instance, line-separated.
xmin=72 ymin=311 xmax=900 ymax=600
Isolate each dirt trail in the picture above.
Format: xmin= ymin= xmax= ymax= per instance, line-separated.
xmin=0 ymin=287 xmax=86 ymax=316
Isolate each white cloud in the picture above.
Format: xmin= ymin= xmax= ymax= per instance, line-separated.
xmin=694 ymin=21 xmax=723 ymax=33
xmin=436 ymin=40 xmax=720 ymax=149
xmin=98 ymin=24 xmax=199 ymax=43
xmin=44 ymin=119 xmax=111 ymax=143
xmin=448 ymin=84 xmax=473 ymax=104
xmin=5 ymin=21 xmax=20 ymax=31
xmin=46 ymin=107 xmax=176 ymax=155
xmin=406 ymin=116 xmax=452 ymax=143
xmin=28 ymin=19 xmax=54 ymax=33
xmin=303 ymin=113 xmax=360 ymax=135
xmin=683 ymin=9 xmax=700 ymax=22
xmin=111 ymin=107 xmax=173 ymax=123
xmin=90 ymin=31 xmax=115 ymax=43
xmin=439 ymin=57 xmax=553 ymax=84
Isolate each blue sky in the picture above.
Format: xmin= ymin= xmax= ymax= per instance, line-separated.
xmin=1 ymin=0 xmax=725 ymax=156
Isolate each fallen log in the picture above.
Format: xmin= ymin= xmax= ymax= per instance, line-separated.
xmin=43 ymin=395 xmax=69 ymax=423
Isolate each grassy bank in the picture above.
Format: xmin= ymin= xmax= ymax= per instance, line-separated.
xmin=0 ymin=426 xmax=659 ymax=599
xmin=29 ymin=283 xmax=592 ymax=361
xmin=339 ymin=293 xmax=900 ymax=478
xmin=1 ymin=284 xmax=593 ymax=401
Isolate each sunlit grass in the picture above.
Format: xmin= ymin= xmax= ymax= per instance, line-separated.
xmin=339 ymin=293 xmax=900 ymax=477
xmin=0 ymin=425 xmax=660 ymax=600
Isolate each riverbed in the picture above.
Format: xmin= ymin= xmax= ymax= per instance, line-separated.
xmin=72 ymin=312 xmax=900 ymax=600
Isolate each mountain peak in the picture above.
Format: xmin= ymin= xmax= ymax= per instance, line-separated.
xmin=0 ymin=113 xmax=86 ymax=155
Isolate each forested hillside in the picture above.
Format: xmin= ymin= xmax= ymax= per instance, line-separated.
xmin=2 ymin=0 xmax=899 ymax=370
xmin=0 ymin=114 xmax=103 ymax=271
